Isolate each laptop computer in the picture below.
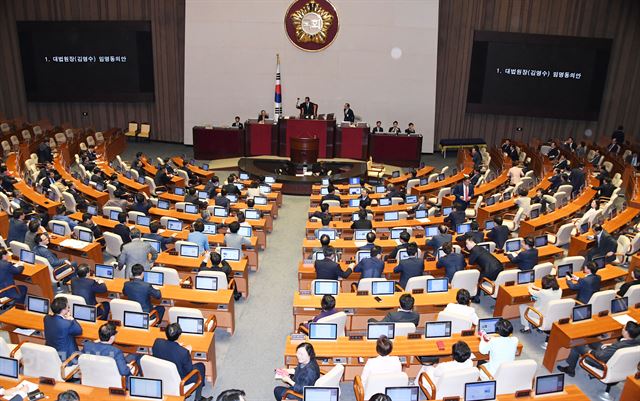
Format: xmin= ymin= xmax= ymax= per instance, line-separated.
xmin=556 ymin=263 xmax=573 ymax=277
xmin=371 ymin=281 xmax=394 ymax=295
xmin=535 ymin=374 xmax=565 ymax=396
xmin=385 ymin=386 xmax=419 ymax=401
xmin=177 ymin=316 xmax=204 ymax=335
xmin=123 ymin=311 xmax=150 ymax=330
xmin=427 ymin=278 xmax=449 ymax=293
xmin=505 ymin=240 xmax=521 ymax=252
xmin=534 ymin=235 xmax=548 ymax=247
xmin=20 ymin=249 xmax=35 ymax=264
xmin=136 ymin=215 xmax=151 ymax=227
xmin=143 ymin=271 xmax=164 ymax=286
xmin=464 ymin=381 xmax=496 ymax=401
xmin=572 ymin=304 xmax=592 ymax=322
xmin=220 ymin=247 xmax=241 ymax=261
xmin=517 ymin=270 xmax=535 ymax=284
xmin=27 ymin=295 xmax=49 ymax=314
xmin=78 ymin=229 xmax=93 ymax=243
xmin=611 ymin=297 xmax=628 ymax=314
xmin=179 ymin=244 xmax=199 ymax=258
xmin=73 ymin=304 xmax=97 ymax=323
xmin=384 ymin=212 xmax=399 ymax=221
xmin=456 ymin=223 xmax=471 ymax=235
xmin=167 ymin=220 xmax=183 ymax=231
xmin=317 ymin=229 xmax=336 ymax=240
xmin=304 ymin=387 xmax=339 ymax=401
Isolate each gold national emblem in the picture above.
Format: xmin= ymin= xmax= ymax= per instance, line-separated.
xmin=285 ymin=0 xmax=338 ymax=51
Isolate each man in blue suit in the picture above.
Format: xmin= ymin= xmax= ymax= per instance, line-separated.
xmin=7 ymin=209 xmax=27 ymax=244
xmin=0 ymin=249 xmax=27 ymax=304
xmin=32 ymin=233 xmax=77 ymax=283
xmin=71 ymin=264 xmax=109 ymax=320
xmin=452 ymin=176 xmax=474 ymax=208
xmin=314 ymin=247 xmax=352 ymax=280
xmin=358 ymin=231 xmax=377 ymax=251
xmin=143 ymin=221 xmax=175 ymax=251
xmin=83 ymin=323 xmax=137 ymax=381
xmin=152 ymin=323 xmax=211 ymax=401
xmin=566 ymin=262 xmax=601 ymax=304
xmin=507 ymin=237 xmax=539 ymax=271
xmin=436 ymin=242 xmax=466 ymax=281
xmin=187 ymin=220 xmax=210 ymax=254
xmin=44 ymin=297 xmax=82 ymax=362
xmin=426 ymin=225 xmax=453 ymax=253
xmin=52 ymin=205 xmax=78 ymax=230
xmin=486 ymin=216 xmax=510 ymax=249
xmin=352 ymin=245 xmax=384 ymax=278
xmin=387 ymin=231 xmax=411 ymax=260
xmin=123 ymin=264 xmax=165 ymax=321
xmin=393 ymin=243 xmax=424 ymax=289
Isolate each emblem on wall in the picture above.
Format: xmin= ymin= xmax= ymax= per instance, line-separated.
xmin=285 ymin=0 xmax=339 ymax=52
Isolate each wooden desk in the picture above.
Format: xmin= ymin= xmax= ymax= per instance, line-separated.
xmin=542 ymin=307 xmax=640 ymax=372
xmin=494 ymin=265 xmax=628 ymax=318
xmin=96 ymin=161 xmax=150 ymax=195
xmin=6 ymin=153 xmax=61 ymax=215
xmin=100 ymin=278 xmax=236 ymax=334
xmin=410 ymin=168 xmax=473 ymax=196
xmin=620 ymin=375 xmax=640 ymax=401
xmin=385 ymin=166 xmax=435 ymax=186
xmin=170 ymin=156 xmax=216 ymax=180
xmin=305 ymin=216 xmax=445 ymax=237
xmin=0 ymin=308 xmax=218 ymax=382
xmin=476 ymin=177 xmax=552 ymax=225
xmin=441 ymin=169 xmax=509 ymax=207
xmin=141 ymin=158 xmax=185 ymax=187
xmin=569 ymin=206 xmax=640 ymax=256
xmin=292 ymin=291 xmax=456 ymax=332
xmin=0 ymin=211 xmax=9 ymax=239
xmin=283 ymin=334 xmax=523 ymax=381
xmin=47 ymin=233 xmax=104 ymax=265
xmin=14 ymin=261 xmax=55 ymax=300
xmin=54 ymin=152 xmax=110 ymax=206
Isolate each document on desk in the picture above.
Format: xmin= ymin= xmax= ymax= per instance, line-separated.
xmin=612 ymin=314 xmax=637 ymax=326
xmin=60 ymin=238 xmax=89 ymax=250
xmin=13 ymin=328 xmax=36 ymax=336
xmin=2 ymin=380 xmax=38 ymax=400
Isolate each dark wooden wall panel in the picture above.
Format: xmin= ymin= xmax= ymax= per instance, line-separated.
xmin=0 ymin=0 xmax=184 ymax=142
xmin=436 ymin=0 xmax=640 ymax=147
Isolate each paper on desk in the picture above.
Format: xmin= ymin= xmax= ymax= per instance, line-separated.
xmin=13 ymin=328 xmax=36 ymax=336
xmin=59 ymin=238 xmax=88 ymax=250
xmin=612 ymin=314 xmax=637 ymax=326
xmin=158 ymin=229 xmax=166 ymax=234
xmin=18 ymin=380 xmax=38 ymax=393
xmin=417 ymin=218 xmax=431 ymax=224
xmin=354 ymin=241 xmax=367 ymax=248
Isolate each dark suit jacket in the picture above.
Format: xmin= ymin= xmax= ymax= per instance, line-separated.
xmin=444 ymin=210 xmax=466 ymax=229
xmin=297 ymin=102 xmax=316 ymax=117
xmin=593 ymin=338 xmax=640 ymax=362
xmin=123 ymin=278 xmax=162 ymax=313
xmin=0 ymin=260 xmax=24 ymax=300
xmin=595 ymin=231 xmax=618 ymax=257
xmin=83 ymin=340 xmax=131 ymax=376
xmin=351 ymin=219 xmax=372 ymax=229
xmin=507 ymin=248 xmax=539 ymax=271
xmin=33 ymin=245 xmax=66 ymax=268
xmin=80 ymin=221 xmax=102 ymax=239
xmin=436 ymin=253 xmax=466 ymax=281
xmin=359 ymin=196 xmax=373 ymax=208
xmin=343 ymin=109 xmax=355 ymax=122
xmin=593 ymin=183 xmax=615 ymax=198
xmin=487 ymin=225 xmax=510 ymax=248
xmin=154 ymin=171 xmax=171 ymax=187
xmin=427 ymin=234 xmax=452 ymax=250
xmin=113 ymin=223 xmax=132 ymax=244
xmin=214 ymin=195 xmax=230 ymax=210
xmin=549 ymin=175 xmax=563 ymax=191
xmin=570 ymin=168 xmax=585 ymax=195
xmin=452 ymin=183 xmax=474 ymax=207
xmin=354 ymin=258 xmax=384 ymax=279
xmin=44 ymin=314 xmax=82 ymax=360
xmin=547 ymin=148 xmax=560 ymax=160
xmin=314 ymin=259 xmax=352 ymax=280
xmin=617 ymin=279 xmax=640 ymax=297
xmin=131 ymin=202 xmax=151 ymax=215
xmin=393 ymin=257 xmax=424 ymax=289
xmin=468 ymin=245 xmax=503 ymax=281
xmin=567 ymin=274 xmax=601 ymax=304
xmin=71 ymin=276 xmax=107 ymax=306
xmin=467 ymin=230 xmax=485 ymax=244
xmin=388 ymin=242 xmax=409 ymax=260
xmin=382 ymin=310 xmax=420 ymax=326
xmin=223 ymin=183 xmax=241 ymax=196
xmin=152 ymin=339 xmax=195 ymax=379
xmin=321 ymin=193 xmax=341 ymax=203
xmin=7 ymin=218 xmax=27 ymax=244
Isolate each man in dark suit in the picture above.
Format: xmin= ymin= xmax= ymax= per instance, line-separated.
xmin=591 ymin=177 xmax=616 ymax=199
xmin=71 ymin=264 xmax=109 ymax=320
xmin=351 ymin=209 xmax=372 ymax=229
xmin=558 ymin=321 xmax=640 ymax=377
xmin=549 ymin=168 xmax=563 ymax=192
xmin=223 ymin=175 xmax=241 ymax=196
xmin=590 ymin=150 xmax=603 ymax=167
xmin=436 ymin=242 xmax=466 ymax=281
xmin=44 ymin=296 xmax=82 ymax=362
xmin=563 ymin=137 xmax=577 ymax=152
xmin=469 ymin=168 xmax=483 ymax=186
xmin=426 ymin=225 xmax=453 ymax=252
xmin=314 ymin=247 xmax=352 ymax=280
xmin=358 ymin=189 xmax=373 ymax=209
xmin=152 ymin=323 xmax=212 ymax=401
xmin=231 ymin=116 xmax=243 ymax=129
xmin=618 ymin=268 xmax=640 ymax=297
xmin=388 ymin=231 xmax=411 ymax=260
xmin=352 ymin=246 xmax=384 ymax=279
xmin=112 ymin=212 xmax=132 ymax=244
xmin=452 ymin=177 xmax=474 ymax=208
xmin=33 ymin=233 xmax=76 ymax=283
xmin=546 ymin=142 xmax=560 ymax=160
xmin=131 ymin=193 xmax=152 ymax=215
xmin=587 ymin=224 xmax=618 ymax=263
xmin=214 ymin=188 xmax=231 ymax=211
xmin=607 ymin=138 xmax=621 ymax=154
xmin=566 ymin=262 xmax=601 ymax=304
xmin=320 ymin=186 xmax=341 ymax=203
xmin=552 ymin=155 xmax=569 ymax=171
xmin=569 ymin=164 xmax=586 ymax=197
xmin=296 ymin=97 xmax=316 ymax=118
xmin=83 ymin=323 xmax=137 ymax=380
xmin=507 ymin=237 xmax=538 ymax=271
xmin=465 ymin=221 xmax=485 ymax=244
xmin=372 ymin=294 xmax=420 ymax=326
xmin=309 ymin=202 xmax=331 ymax=222
xmin=388 ymin=121 xmax=401 ymax=134
xmin=384 ymin=184 xmax=405 ymax=200
xmin=0 ymin=249 xmax=27 ymax=304
xmin=143 ymin=221 xmax=175 ymax=251
xmin=393 ymin=243 xmax=424 ymax=289
xmin=154 ymin=165 xmax=172 ymax=188
xmin=466 ymin=235 xmax=503 ymax=302
xmin=444 ymin=203 xmax=467 ymax=230
xmin=486 ymin=216 xmax=510 ymax=249
xmin=123 ymin=264 xmax=165 ymax=321
xmin=358 ymin=232 xmax=377 ymax=251
xmin=471 ymin=146 xmax=483 ymax=169
xmin=372 ymin=121 xmax=384 ymax=133
xmin=7 ymin=209 xmax=27 ymax=244
xmin=343 ymin=103 xmax=355 ymax=123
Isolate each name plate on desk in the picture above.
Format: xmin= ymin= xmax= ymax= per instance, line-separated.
xmin=558 ymin=318 xmax=570 ymax=325
xmin=461 ymin=329 xmax=475 ymax=337
xmin=412 ymin=289 xmax=424 ymax=294
xmin=291 ymin=334 xmax=306 ymax=342
xmin=349 ymin=335 xmax=363 ymax=341
xmin=515 ymin=390 xmax=531 ymax=398
xmin=407 ymin=333 xmax=422 ymax=340
xmin=357 ymin=291 xmax=368 ymax=296
xmin=300 ymin=290 xmax=311 ymax=296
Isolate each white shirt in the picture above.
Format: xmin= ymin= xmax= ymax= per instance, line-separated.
xmin=442 ymin=303 xmax=479 ymax=325
xmin=420 ymin=359 xmax=474 ymax=385
xmin=508 ymin=166 xmax=524 ymax=185
xmin=515 ymin=196 xmax=531 ymax=215
xmin=360 ymin=355 xmax=402 ymax=386
xmin=479 ymin=336 xmax=519 ymax=375
xmin=528 ymin=287 xmax=562 ymax=312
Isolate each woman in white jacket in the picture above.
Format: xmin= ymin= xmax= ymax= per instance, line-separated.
xmin=519 ymin=275 xmax=562 ymax=333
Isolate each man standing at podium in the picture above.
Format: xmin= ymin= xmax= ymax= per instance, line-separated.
xmin=343 ymin=103 xmax=355 ymax=123
xmin=296 ymin=97 xmax=316 ymax=119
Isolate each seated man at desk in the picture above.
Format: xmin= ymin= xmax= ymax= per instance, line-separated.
xmin=444 ymin=203 xmax=467 ymax=229
xmin=0 ymin=248 xmax=27 ymax=305
xmin=618 ymin=268 xmax=640 ymax=297
xmin=225 ymin=221 xmax=252 ymax=257
xmin=358 ymin=232 xmax=377 ymax=251
xmin=371 ymin=294 xmax=420 ymax=326
xmin=314 ymin=247 xmax=352 ymax=280
xmin=320 ymin=186 xmax=341 ymax=203
xmin=393 ymin=243 xmax=424 ymax=289
xmin=232 ymin=116 xmax=244 ymax=129
xmin=199 ymin=251 xmax=241 ymax=301
xmin=7 ymin=208 xmax=27 ymax=244
xmin=388 ymin=121 xmax=401 ymax=134
xmin=557 ymin=321 xmax=640 ymax=377
xmin=506 ymin=237 xmax=538 ymax=271
xmin=309 ymin=202 xmax=331 ymax=222
xmin=223 ymin=175 xmax=241 ymax=196
xmin=351 ymin=209 xmax=372 ymax=229
xmin=404 ymin=122 xmax=416 ymax=134
xmin=119 ymin=228 xmax=158 ymax=278
xmin=302 ymin=294 xmax=337 ymax=330
xmin=388 ymin=230 xmax=411 ymax=260
xmin=123 ymin=264 xmax=165 ymax=321
xmin=372 ymin=121 xmax=384 ymax=133
xmin=33 ymin=233 xmax=77 ymax=283
xmin=78 ymin=213 xmax=102 ymax=240
xmin=587 ymin=224 xmax=617 ymax=264
xmin=154 ymin=165 xmax=173 ymax=188
xmin=351 ymin=245 xmax=384 ymax=279
xmin=83 ymin=322 xmax=137 ymax=381
xmin=71 ymin=264 xmax=110 ymax=320
xmin=591 ymin=177 xmax=616 ymax=199
xmin=152 ymin=323 xmax=211 ymax=401
xmin=312 ymin=234 xmax=332 ymax=254
xmin=565 ymin=261 xmax=601 ymax=304
xmin=465 ymin=221 xmax=485 ymax=244
xmin=436 ymin=242 xmax=466 ymax=281
xmin=52 ymin=205 xmax=78 ymax=231
xmin=257 ymin=109 xmax=269 ymax=123
xmin=426 ymin=225 xmax=452 ymax=253
xmin=144 ymin=221 xmax=175 ymax=251
xmin=418 ymin=341 xmax=473 ymax=385
xmin=465 ymin=235 xmax=503 ymax=303
xmin=485 ymin=217 xmax=508 ymax=250
xmin=44 ymin=296 xmax=83 ymax=362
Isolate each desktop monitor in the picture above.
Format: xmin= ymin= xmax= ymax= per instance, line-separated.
xmin=349 ymin=177 xmax=360 ymax=185
xmin=398 ymin=250 xmax=410 ymax=261
xmin=317 ymin=229 xmax=336 ymax=240
xmin=530 ymin=208 xmax=540 ymax=219
xmin=321 ymin=178 xmax=330 ymax=186
xmin=517 ymin=270 xmax=535 ymax=285
xmin=259 ymin=185 xmax=272 ymax=194
xmin=174 ymin=187 xmax=185 ymax=196
xmin=486 ymin=196 xmax=496 ymax=206
xmin=95 ymin=264 xmax=114 ymax=279
xmin=47 ymin=191 xmax=56 ymax=201
xmin=145 ymin=239 xmax=161 ymax=253
xmin=557 ymin=264 xmax=573 ymax=277
xmin=20 ymin=249 xmax=35 ymax=264
xmin=78 ymin=229 xmax=93 ymax=243
xmin=86 ymin=205 xmax=98 ymax=215
xmin=611 ymin=297 xmax=628 ymax=314
xmin=109 ymin=210 xmax=120 ymax=221
xmin=265 ymin=176 xmax=276 ymax=184
xmin=143 ymin=271 xmax=164 ymax=286
xmin=254 ymin=196 xmax=268 ymax=205
xmin=313 ymin=252 xmax=325 ymax=261
xmin=304 ymin=387 xmax=339 ymax=401
xmin=0 ymin=357 xmax=19 ymax=379
xmin=425 ymin=321 xmax=452 ymax=338
xmin=27 ymin=295 xmax=49 ymax=314
xmin=464 ymin=381 xmax=496 ymax=401
xmin=384 ymin=212 xmax=399 ymax=221
xmin=177 ymin=316 xmax=204 ymax=335
xmin=415 ymin=210 xmax=428 ymax=219
xmin=123 ymin=311 xmax=150 ymax=330
xmin=352 ymin=212 xmax=360 ymax=221
xmin=203 ymin=223 xmax=217 ymax=234
xmin=124 ymin=171 xmax=131 ymax=179
xmin=371 ymin=281 xmax=394 ymax=295
xmin=239 ymin=173 xmax=250 ymax=180
xmin=194 ymin=276 xmax=218 ymax=291
xmin=425 ymin=226 xmax=439 ymax=237
xmin=233 ymin=183 xmax=244 ymax=190
xmin=367 ymin=323 xmax=395 ymax=340
xmin=419 ymin=178 xmax=428 ymax=186
xmin=479 ymin=244 xmax=490 ymax=252
xmin=354 ymin=230 xmax=370 ymax=241
xmin=580 ymin=222 xmax=590 ymax=234
xmin=593 ymin=256 xmax=606 ymax=269
xmin=245 ymin=210 xmax=260 ymax=221
xmin=157 ymin=200 xmax=170 ymax=210
xmin=201 ymin=164 xmax=209 ymax=171
xmin=505 ymin=240 xmax=521 ymax=252
xmin=52 ymin=222 xmax=66 ymax=236
xmin=313 ymin=280 xmax=339 ymax=296
xmin=320 ymin=187 xmax=329 ymax=195
xmin=348 ymin=199 xmax=361 ymax=207
xmin=534 ymin=235 xmax=548 ymax=247
xmin=503 ymin=192 xmax=512 ymax=201
xmin=379 ymin=198 xmax=391 ymax=206
xmin=485 ymin=221 xmax=496 ymax=230
xmin=349 ymin=187 xmax=361 ymax=195
xmin=390 ymin=228 xmax=407 ymax=240
xmin=72 ymin=304 xmax=96 ymax=323
xmin=179 ymin=244 xmax=199 ymax=258
xmin=535 ymin=374 xmax=565 ymax=396
xmin=392 ymin=171 xmax=400 ymax=178
xmin=129 ymin=377 xmax=163 ymax=400
xmin=385 ymin=387 xmax=419 ymax=401
xmin=137 ymin=176 xmax=145 ymax=184
xmin=442 ymin=207 xmax=452 ymax=216
xmin=438 ymin=173 xmax=445 ymax=181
xmin=184 ymin=204 xmax=198 ymax=214
xmin=238 ymin=226 xmax=252 ymax=237
xmin=226 ymin=194 xmax=238 ymax=203
xmin=167 ymin=220 xmax=183 ymax=231
xmin=308 ymin=323 xmax=338 ymax=340
xmin=572 ymin=304 xmax=592 ymax=322
xmin=375 ymin=186 xmax=386 ymax=193
xmin=478 ymin=318 xmax=501 ymax=334
xmin=220 ymin=247 xmax=241 ymax=261
xmin=357 ymin=251 xmax=371 ymax=262
xmin=405 ymin=195 xmax=418 ymax=204
xmin=136 ymin=215 xmax=151 ymax=227
xmin=456 ymin=223 xmax=471 ymax=235
xmin=427 ymin=278 xmax=449 ymax=293
xmin=213 ymin=207 xmax=228 ymax=217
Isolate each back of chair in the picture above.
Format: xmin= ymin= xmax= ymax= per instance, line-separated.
xmin=104 ymin=232 xmax=124 ymax=257
xmin=315 ymin=364 xmax=344 ymax=387
xmin=363 ymin=371 xmax=408 ymax=399
xmin=168 ymin=306 xmax=205 ymax=324
xmin=554 ymin=256 xmax=584 ymax=274
xmin=599 ymin=345 xmax=640 ymax=384
xmin=9 ymin=240 xmax=30 ymax=256
xmin=626 ymin=285 xmax=640 ymax=305
xmin=78 ymin=354 xmax=124 ymax=389
xmin=539 ymin=298 xmax=575 ymax=331
xmin=21 ymin=343 xmax=63 ymax=381
xmin=404 ymin=275 xmax=434 ymax=292
xmin=175 ymin=240 xmax=198 ymax=254
xmin=151 ymin=266 xmax=181 ymax=286
xmin=533 ymin=262 xmax=553 ymax=280
xmin=197 ymin=270 xmax=229 ymax=288
xmin=394 ymin=322 xmax=416 ymax=336
xmin=451 ymin=270 xmax=480 ymax=297
xmin=317 ymin=311 xmax=347 ymax=337
xmin=48 ymin=219 xmax=72 ymax=236
xmin=477 ymin=241 xmax=496 ymax=253
xmin=357 ymin=278 xmax=388 ymax=293
xmin=103 ymin=206 xmax=123 ymax=217
xmin=110 ymin=299 xmax=143 ymax=322
xmin=54 ymin=293 xmax=86 ymax=311
xmin=587 ymin=290 xmax=616 ymax=315
xmin=140 ymin=355 xmax=183 ymax=396
xmin=493 ymin=359 xmax=537 ymax=395
xmin=437 ymin=310 xmax=473 ymax=333
xmin=419 ymin=367 xmax=479 ymax=399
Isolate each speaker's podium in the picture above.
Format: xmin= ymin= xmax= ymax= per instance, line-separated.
xmin=290 ymin=137 xmax=319 ymax=164
xmin=278 ymin=118 xmax=336 ymax=158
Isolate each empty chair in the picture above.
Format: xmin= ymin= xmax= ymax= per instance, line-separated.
xmin=0 ymin=192 xmax=12 ymax=212
xmin=151 ymin=266 xmax=181 ymax=286
xmin=125 ymin=121 xmax=139 ymax=138
xmin=127 ymin=210 xmax=146 ymax=223
xmin=578 ymin=345 xmax=640 ymax=400
xmin=73 ymin=225 xmax=95 ymax=241
xmin=437 ymin=310 xmax=473 ymax=333
xmin=394 ymin=322 xmax=416 ymax=336
xmin=547 ymin=223 xmax=574 ymax=247
xmin=0 ymin=123 xmax=10 ymax=134
xmin=85 ymin=136 xmax=96 ymax=147
xmin=21 ymin=129 xmax=31 ymax=142
xmin=479 ymin=269 xmax=520 ymax=299
xmin=451 ymin=270 xmax=480 ymax=297
xmin=104 ymin=232 xmax=124 ymax=258
xmin=406 ymin=178 xmax=420 ymax=191
xmin=322 ymin=199 xmax=340 ymax=208
xmin=48 ymin=219 xmax=72 ymax=236
xmin=175 ymin=240 xmax=199 ymax=254
xmin=427 ymin=173 xmax=438 ymax=183
xmin=465 ymin=195 xmax=483 ymax=218
xmin=503 ymin=208 xmax=525 ymax=231
xmin=417 ymin=366 xmax=479 ymax=400
xmin=588 ymin=290 xmax=616 ymax=315
xmin=55 ymin=132 xmax=67 ymax=145
xmin=18 ymin=343 xmax=78 ymax=382
xmin=354 ymin=371 xmax=408 ymax=401
xmin=138 ymin=123 xmax=151 ymax=141
xmin=524 ymin=298 xmax=575 ymax=332
xmin=479 ymin=359 xmax=537 ymax=394
xmin=140 ymin=355 xmax=201 ymax=398
xmin=9 ymin=241 xmax=30 ymax=257
xmin=78 ymin=354 xmax=128 ymax=389
xmin=428 ymin=187 xmax=451 ymax=206
xmin=197 ymin=270 xmax=236 ymax=292
xmin=64 ymin=128 xmax=74 ymax=141
xmin=61 ymin=192 xmax=77 ymax=213
xmin=625 ymin=285 xmax=640 ymax=305
xmin=103 ymin=206 xmax=123 ymax=218
xmin=95 ymin=131 xmax=105 ymax=144
xmin=354 ymin=278 xmax=388 ymax=294
xmin=79 ymin=142 xmax=87 ymax=152
xmin=1 ymin=141 xmax=10 ymax=155
xmin=533 ymin=262 xmax=553 ymax=280
xmin=9 ymin=135 xmax=19 ymax=148
xmin=160 ymin=216 xmax=181 ymax=228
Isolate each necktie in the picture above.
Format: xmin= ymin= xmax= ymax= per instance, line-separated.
xmin=464 ymin=185 xmax=468 ymax=201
